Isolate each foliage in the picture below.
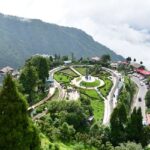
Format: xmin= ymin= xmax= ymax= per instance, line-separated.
xmin=126 ymin=108 xmax=143 ymax=144
xmin=80 ymin=89 xmax=104 ymax=121
xmin=99 ymin=77 xmax=113 ymax=97
xmin=110 ymin=103 xmax=127 ymax=145
xmin=0 ymin=14 xmax=123 ymax=68
xmin=145 ymin=90 xmax=150 ymax=108
xmin=60 ymin=68 xmax=78 ymax=77
xmin=115 ymin=142 xmax=143 ymax=150
xmin=74 ymin=66 xmax=87 ymax=75
xmin=29 ymin=56 xmax=49 ymax=89
xmin=54 ymin=72 xmax=73 ymax=85
xmin=19 ymin=63 xmax=39 ymax=104
xmin=80 ymin=89 xmax=100 ymax=99
xmin=0 ymin=74 xmax=41 ymax=150
xmin=118 ymin=76 xmax=136 ymax=113
xmin=80 ymin=79 xmax=100 ymax=87
xmin=100 ymin=54 xmax=111 ymax=67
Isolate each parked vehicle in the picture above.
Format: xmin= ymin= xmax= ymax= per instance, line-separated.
xmin=140 ymin=81 xmax=144 ymax=86
xmin=138 ymin=97 xmax=142 ymax=102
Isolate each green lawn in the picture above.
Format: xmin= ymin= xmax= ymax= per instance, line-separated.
xmin=54 ymin=72 xmax=72 ymax=84
xmin=91 ymin=99 xmax=104 ymax=121
xmin=60 ymin=68 xmax=78 ymax=77
xmin=74 ymin=67 xmax=87 ymax=75
xmin=80 ymin=89 xmax=100 ymax=99
xmin=79 ymin=89 xmax=104 ymax=121
xmin=80 ymin=79 xmax=100 ymax=87
xmin=99 ymin=77 xmax=113 ymax=97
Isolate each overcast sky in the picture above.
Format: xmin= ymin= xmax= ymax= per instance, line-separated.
xmin=0 ymin=0 xmax=150 ymax=68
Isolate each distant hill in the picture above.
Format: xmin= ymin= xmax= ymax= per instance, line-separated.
xmin=0 ymin=13 xmax=123 ymax=68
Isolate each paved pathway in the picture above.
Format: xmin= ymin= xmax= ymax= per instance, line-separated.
xmin=70 ymin=66 xmax=82 ymax=76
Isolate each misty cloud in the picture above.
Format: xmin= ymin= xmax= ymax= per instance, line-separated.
xmin=0 ymin=0 xmax=150 ymax=68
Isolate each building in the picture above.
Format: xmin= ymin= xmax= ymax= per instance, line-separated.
xmin=46 ymin=76 xmax=54 ymax=88
xmin=130 ymin=62 xmax=143 ymax=70
xmin=64 ymin=60 xmax=72 ymax=65
xmin=136 ymin=68 xmax=150 ymax=77
xmin=91 ymin=56 xmax=101 ymax=62
xmin=0 ymin=66 xmax=14 ymax=74
xmin=12 ymin=70 xmax=20 ymax=78
xmin=110 ymin=62 xmax=119 ymax=69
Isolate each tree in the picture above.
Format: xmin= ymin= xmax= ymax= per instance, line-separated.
xmin=19 ymin=64 xmax=38 ymax=104
xmin=140 ymin=61 xmax=143 ymax=65
xmin=0 ymin=74 xmax=41 ymax=150
xmin=126 ymin=57 xmax=132 ymax=63
xmin=126 ymin=107 xmax=143 ymax=143
xmin=133 ymin=58 xmax=136 ymax=62
xmin=29 ymin=56 xmax=49 ymax=92
xmin=60 ymin=122 xmax=75 ymax=141
xmin=62 ymin=55 xmax=68 ymax=61
xmin=30 ymin=56 xmax=49 ymax=84
xmin=101 ymin=54 xmax=111 ymax=66
xmin=145 ymin=90 xmax=150 ymax=108
xmin=141 ymin=126 xmax=150 ymax=147
xmin=71 ymin=52 xmax=75 ymax=62
xmin=110 ymin=104 xmax=127 ymax=145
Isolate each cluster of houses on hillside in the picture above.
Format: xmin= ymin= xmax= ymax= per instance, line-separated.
xmin=0 ymin=66 xmax=19 ymax=86
xmin=111 ymin=61 xmax=150 ymax=77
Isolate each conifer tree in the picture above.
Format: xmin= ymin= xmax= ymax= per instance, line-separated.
xmin=126 ymin=107 xmax=143 ymax=143
xmin=0 ymin=75 xmax=41 ymax=150
xmin=19 ymin=64 xmax=38 ymax=104
xmin=110 ymin=104 xmax=127 ymax=145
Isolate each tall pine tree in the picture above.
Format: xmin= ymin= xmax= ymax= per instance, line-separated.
xmin=126 ymin=107 xmax=143 ymax=143
xmin=0 ymin=74 xmax=41 ymax=150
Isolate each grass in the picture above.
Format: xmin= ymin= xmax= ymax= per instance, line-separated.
xmin=91 ymin=99 xmax=104 ymax=121
xmin=80 ymin=79 xmax=100 ymax=87
xmin=60 ymin=68 xmax=78 ymax=77
xmin=80 ymin=89 xmax=100 ymax=99
xmin=74 ymin=67 xmax=87 ymax=75
xmin=54 ymin=72 xmax=72 ymax=84
xmin=79 ymin=89 xmax=104 ymax=121
xmin=99 ymin=77 xmax=113 ymax=97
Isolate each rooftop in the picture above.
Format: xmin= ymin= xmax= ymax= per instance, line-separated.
xmin=130 ymin=62 xmax=142 ymax=69
xmin=137 ymin=68 xmax=150 ymax=76
xmin=0 ymin=66 xmax=14 ymax=73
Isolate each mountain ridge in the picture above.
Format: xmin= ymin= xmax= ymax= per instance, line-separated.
xmin=0 ymin=13 xmax=124 ymax=68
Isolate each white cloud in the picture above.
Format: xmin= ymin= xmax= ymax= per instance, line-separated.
xmin=0 ymin=0 xmax=150 ymax=68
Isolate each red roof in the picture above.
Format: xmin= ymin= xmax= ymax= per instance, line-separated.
xmin=136 ymin=68 xmax=150 ymax=75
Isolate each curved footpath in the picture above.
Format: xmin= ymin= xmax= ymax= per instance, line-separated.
xmin=28 ymin=66 xmax=65 ymax=111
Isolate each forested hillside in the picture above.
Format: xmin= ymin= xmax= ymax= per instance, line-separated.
xmin=0 ymin=13 xmax=123 ymax=68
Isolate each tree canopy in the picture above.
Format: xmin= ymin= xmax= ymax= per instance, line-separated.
xmin=0 ymin=74 xmax=41 ymax=150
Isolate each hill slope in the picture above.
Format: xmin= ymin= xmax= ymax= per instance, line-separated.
xmin=0 ymin=13 xmax=123 ymax=68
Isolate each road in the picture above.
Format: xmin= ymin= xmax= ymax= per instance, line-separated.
xmin=102 ymin=67 xmax=121 ymax=124
xmin=131 ymin=76 xmax=147 ymax=122
xmin=71 ymin=65 xmax=121 ymax=124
